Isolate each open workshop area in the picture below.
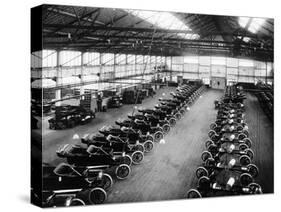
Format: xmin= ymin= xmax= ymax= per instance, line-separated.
xmin=31 ymin=4 xmax=274 ymax=207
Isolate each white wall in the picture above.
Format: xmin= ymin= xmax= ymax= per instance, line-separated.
xmin=171 ymin=55 xmax=273 ymax=85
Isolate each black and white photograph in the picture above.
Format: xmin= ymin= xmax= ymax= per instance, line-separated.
xmin=30 ymin=3 xmax=274 ymax=208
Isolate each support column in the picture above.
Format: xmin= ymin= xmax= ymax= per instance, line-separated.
xmin=55 ymin=50 xmax=62 ymax=106
xmin=265 ymin=61 xmax=268 ymax=84
xmin=134 ymin=55 xmax=137 ymax=77
xmin=124 ymin=54 xmax=127 ymax=79
xmin=80 ymin=52 xmax=85 ymax=96
xmin=113 ymin=54 xmax=116 ymax=91
xmin=169 ymin=57 xmax=172 ymax=81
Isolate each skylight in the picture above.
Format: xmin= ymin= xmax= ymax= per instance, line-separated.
xmin=238 ymin=17 xmax=266 ymax=33
xmin=126 ymin=9 xmax=200 ymax=40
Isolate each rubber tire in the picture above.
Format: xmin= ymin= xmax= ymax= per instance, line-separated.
xmin=162 ymin=124 xmax=170 ymax=135
xmin=247 ymin=164 xmax=259 ymax=178
xmin=88 ymin=187 xmax=107 ymax=204
xmin=115 ymin=164 xmax=131 ymax=180
xmin=131 ymin=151 xmax=144 ymax=165
xmin=169 ymin=118 xmax=176 ymax=127
xmin=240 ymin=173 xmax=253 ymax=187
xmin=154 ymin=131 xmax=164 ymax=143
xmin=186 ymin=189 xmax=202 ymax=198
xmin=69 ymin=198 xmax=86 ymax=206
xmin=196 ymin=167 xmax=209 ymax=179
xmin=201 ymin=151 xmax=212 ymax=162
xmin=239 ymin=155 xmax=251 ymax=166
xmin=143 ymin=140 xmax=154 ymax=153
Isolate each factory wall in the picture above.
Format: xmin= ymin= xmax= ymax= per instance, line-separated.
xmin=171 ymin=55 xmax=273 ymax=85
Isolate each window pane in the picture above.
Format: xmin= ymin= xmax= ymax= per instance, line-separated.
xmin=116 ymin=54 xmax=126 ymax=65
xmin=184 ymin=56 xmax=198 ymax=64
xmin=239 ymin=59 xmax=254 ymax=67
xmin=127 ymin=54 xmax=136 ymax=64
xmin=101 ymin=53 xmax=114 ymax=65
xmin=83 ymin=52 xmax=100 ymax=65
xmin=211 ymin=57 xmax=226 ymax=65
xmin=60 ymin=51 xmax=81 ymax=66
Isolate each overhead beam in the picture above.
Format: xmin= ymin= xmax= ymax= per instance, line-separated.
xmin=46 ymin=8 xmax=100 ymax=37
xmin=43 ymin=23 xmax=272 ymax=40
xmin=43 ymin=37 xmax=272 ymax=51
xmin=44 ymin=33 xmax=272 ymax=50
xmin=43 ymin=42 xmax=272 ymax=54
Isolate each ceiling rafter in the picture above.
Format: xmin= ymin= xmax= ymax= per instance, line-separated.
xmin=46 ymin=8 xmax=100 ymax=37
xmin=41 ymin=5 xmax=273 ymax=60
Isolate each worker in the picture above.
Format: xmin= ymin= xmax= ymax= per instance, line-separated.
xmin=97 ymin=92 xmax=102 ymax=112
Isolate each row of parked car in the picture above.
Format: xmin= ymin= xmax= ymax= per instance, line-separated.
xmin=48 ymin=105 xmax=96 ymax=130
xmin=37 ymin=83 xmax=206 ymax=207
xmin=256 ymin=90 xmax=273 ymax=121
xmin=186 ymin=85 xmax=263 ymax=198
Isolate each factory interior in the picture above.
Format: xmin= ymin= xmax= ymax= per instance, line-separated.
xmin=31 ymin=4 xmax=274 ymax=207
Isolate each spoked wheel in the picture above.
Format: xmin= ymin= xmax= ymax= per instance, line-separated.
xmin=88 ymin=187 xmax=107 ymax=204
xmin=120 ymin=155 xmax=132 ymax=166
xmin=239 ymin=143 xmax=248 ymax=151
xmin=186 ymin=189 xmax=202 ymax=198
xmin=242 ymin=130 xmax=249 ymax=137
xmin=207 ymin=144 xmax=218 ymax=156
xmin=180 ymin=109 xmax=185 ymax=116
xmin=238 ymin=133 xmax=247 ymax=140
xmin=143 ymin=140 xmax=154 ymax=153
xmin=204 ymin=154 xmax=215 ymax=164
xmin=175 ymin=113 xmax=181 ymax=120
xmin=245 ymin=149 xmax=254 ymax=160
xmin=243 ymin=138 xmax=252 ymax=148
xmin=248 ymin=183 xmax=263 ymax=194
xmin=69 ymin=198 xmax=86 ymax=206
xmin=240 ymin=173 xmax=253 ymax=187
xmin=247 ymin=164 xmax=259 ymax=178
xmin=201 ymin=151 xmax=212 ymax=162
xmin=214 ymin=126 xmax=221 ymax=134
xmin=210 ymin=123 xmax=217 ymax=130
xmin=211 ymin=134 xmax=220 ymax=143
xmin=208 ymin=130 xmax=216 ymax=139
xmin=154 ymin=131 xmax=164 ymax=143
xmin=196 ymin=167 xmax=209 ymax=178
xmin=162 ymin=124 xmax=170 ymax=135
xmin=205 ymin=140 xmax=214 ymax=148
xmin=115 ymin=164 xmax=131 ymax=180
xmin=134 ymin=144 xmax=145 ymax=153
xmin=146 ymin=134 xmax=154 ymax=143
xmin=131 ymin=151 xmax=144 ymax=165
xmin=169 ymin=118 xmax=176 ymax=127
xmin=198 ymin=176 xmax=210 ymax=191
xmin=88 ymin=173 xmax=113 ymax=191
xmin=239 ymin=155 xmax=251 ymax=166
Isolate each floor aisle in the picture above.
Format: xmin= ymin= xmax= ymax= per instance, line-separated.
xmin=107 ymin=89 xmax=222 ymax=203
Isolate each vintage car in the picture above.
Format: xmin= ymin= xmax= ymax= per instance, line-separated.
xmin=41 ymin=163 xmax=112 ymax=206
xmin=56 ymin=144 xmax=131 ymax=180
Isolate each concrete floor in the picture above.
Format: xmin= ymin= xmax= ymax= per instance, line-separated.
xmin=106 ymin=88 xmax=222 ymax=203
xmin=31 ymin=87 xmax=274 ymax=204
xmin=244 ymin=92 xmax=274 ymax=193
